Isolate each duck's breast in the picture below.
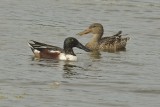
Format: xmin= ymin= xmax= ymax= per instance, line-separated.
xmin=59 ymin=53 xmax=77 ymax=61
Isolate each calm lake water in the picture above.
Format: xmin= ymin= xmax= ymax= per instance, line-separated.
xmin=0 ymin=0 xmax=160 ymax=107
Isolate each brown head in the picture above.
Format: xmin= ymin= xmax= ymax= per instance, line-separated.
xmin=77 ymin=23 xmax=104 ymax=37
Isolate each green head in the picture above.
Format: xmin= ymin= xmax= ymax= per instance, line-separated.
xmin=63 ymin=37 xmax=91 ymax=54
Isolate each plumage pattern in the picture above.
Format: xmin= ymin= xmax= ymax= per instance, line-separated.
xmin=28 ymin=40 xmax=62 ymax=59
xmin=28 ymin=37 xmax=90 ymax=61
xmin=77 ymin=23 xmax=130 ymax=52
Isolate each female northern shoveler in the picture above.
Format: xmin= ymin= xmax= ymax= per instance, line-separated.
xmin=77 ymin=23 xmax=130 ymax=51
xmin=28 ymin=37 xmax=90 ymax=61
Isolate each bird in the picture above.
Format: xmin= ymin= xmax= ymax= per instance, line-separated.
xmin=77 ymin=23 xmax=130 ymax=52
xmin=28 ymin=37 xmax=91 ymax=61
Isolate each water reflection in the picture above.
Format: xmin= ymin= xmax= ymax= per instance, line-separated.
xmin=88 ymin=49 xmax=127 ymax=60
xmin=63 ymin=62 xmax=86 ymax=78
xmin=132 ymin=89 xmax=160 ymax=94
xmin=103 ymin=48 xmax=126 ymax=53
xmin=89 ymin=51 xmax=101 ymax=59
xmin=30 ymin=56 xmax=61 ymax=67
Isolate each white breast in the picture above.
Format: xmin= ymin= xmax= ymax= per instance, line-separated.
xmin=59 ymin=53 xmax=77 ymax=61
xmin=66 ymin=54 xmax=77 ymax=61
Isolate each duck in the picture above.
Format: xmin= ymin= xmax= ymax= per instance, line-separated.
xmin=77 ymin=23 xmax=130 ymax=51
xmin=28 ymin=37 xmax=90 ymax=61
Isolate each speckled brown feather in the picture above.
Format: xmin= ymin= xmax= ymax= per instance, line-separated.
xmin=77 ymin=23 xmax=130 ymax=51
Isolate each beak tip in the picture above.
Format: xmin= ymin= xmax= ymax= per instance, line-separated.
xmin=85 ymin=47 xmax=92 ymax=52
xmin=76 ymin=28 xmax=91 ymax=36
xmin=76 ymin=33 xmax=82 ymax=36
xmin=76 ymin=42 xmax=91 ymax=52
xmin=87 ymin=50 xmax=91 ymax=52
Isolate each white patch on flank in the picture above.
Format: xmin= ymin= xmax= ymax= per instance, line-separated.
xmin=49 ymin=50 xmax=60 ymax=53
xmin=59 ymin=53 xmax=77 ymax=61
xmin=34 ymin=49 xmax=40 ymax=53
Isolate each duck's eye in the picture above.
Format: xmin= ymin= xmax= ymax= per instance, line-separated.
xmin=92 ymin=25 xmax=96 ymax=28
xmin=89 ymin=25 xmax=96 ymax=28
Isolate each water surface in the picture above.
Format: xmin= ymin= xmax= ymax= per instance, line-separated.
xmin=0 ymin=0 xmax=160 ymax=107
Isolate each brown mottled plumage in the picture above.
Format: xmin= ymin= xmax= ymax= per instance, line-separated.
xmin=77 ymin=23 xmax=130 ymax=52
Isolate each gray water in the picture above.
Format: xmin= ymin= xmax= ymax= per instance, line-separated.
xmin=0 ymin=0 xmax=160 ymax=107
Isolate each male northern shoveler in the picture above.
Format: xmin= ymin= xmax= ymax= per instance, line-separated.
xmin=77 ymin=23 xmax=130 ymax=51
xmin=28 ymin=37 xmax=90 ymax=61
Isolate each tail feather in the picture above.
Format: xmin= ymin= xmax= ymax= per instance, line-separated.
xmin=28 ymin=40 xmax=64 ymax=53
xmin=113 ymin=31 xmax=122 ymax=37
xmin=28 ymin=42 xmax=35 ymax=52
xmin=30 ymin=40 xmax=42 ymax=45
xmin=30 ymin=40 xmax=51 ymax=47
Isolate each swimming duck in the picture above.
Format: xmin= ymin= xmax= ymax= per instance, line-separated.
xmin=77 ymin=23 xmax=130 ymax=51
xmin=28 ymin=37 xmax=90 ymax=61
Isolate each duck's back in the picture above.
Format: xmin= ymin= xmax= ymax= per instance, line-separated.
xmin=98 ymin=35 xmax=129 ymax=51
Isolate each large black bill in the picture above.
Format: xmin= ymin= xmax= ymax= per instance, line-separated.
xmin=76 ymin=42 xmax=91 ymax=52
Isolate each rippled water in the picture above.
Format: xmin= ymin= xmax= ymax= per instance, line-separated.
xmin=0 ymin=0 xmax=160 ymax=107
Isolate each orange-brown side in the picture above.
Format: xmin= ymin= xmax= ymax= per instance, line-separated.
xmin=34 ymin=49 xmax=60 ymax=59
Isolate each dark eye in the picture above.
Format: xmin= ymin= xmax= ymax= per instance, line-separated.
xmin=89 ymin=25 xmax=96 ymax=28
xmin=92 ymin=25 xmax=96 ymax=28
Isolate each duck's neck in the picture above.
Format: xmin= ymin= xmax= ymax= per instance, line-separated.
xmin=86 ymin=33 xmax=103 ymax=50
xmin=64 ymin=48 xmax=76 ymax=56
xmin=89 ymin=33 xmax=103 ymax=44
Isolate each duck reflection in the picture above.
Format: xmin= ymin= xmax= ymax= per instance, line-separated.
xmin=89 ymin=50 xmax=101 ymax=59
xmin=30 ymin=56 xmax=60 ymax=67
xmin=63 ymin=62 xmax=86 ymax=78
